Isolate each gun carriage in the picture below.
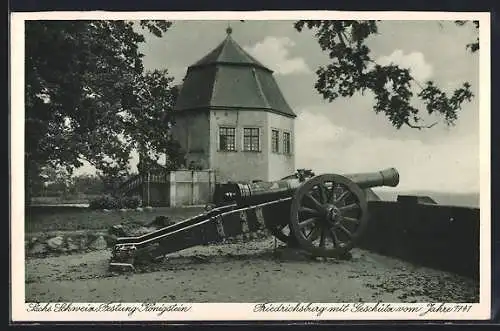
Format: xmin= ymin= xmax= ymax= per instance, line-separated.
xmin=110 ymin=168 xmax=400 ymax=270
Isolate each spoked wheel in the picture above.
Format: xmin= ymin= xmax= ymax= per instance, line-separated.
xmin=289 ymin=174 xmax=369 ymax=258
xmin=269 ymin=224 xmax=300 ymax=247
xmin=263 ymin=203 xmax=300 ymax=247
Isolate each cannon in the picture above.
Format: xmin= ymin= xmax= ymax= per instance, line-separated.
xmin=109 ymin=168 xmax=399 ymax=271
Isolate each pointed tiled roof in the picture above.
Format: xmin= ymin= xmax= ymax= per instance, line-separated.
xmin=174 ymin=28 xmax=296 ymax=118
xmin=191 ymin=27 xmax=271 ymax=72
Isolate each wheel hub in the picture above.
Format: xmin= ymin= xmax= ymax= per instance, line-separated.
xmin=325 ymin=205 xmax=341 ymax=224
xmin=289 ymin=173 xmax=369 ymax=258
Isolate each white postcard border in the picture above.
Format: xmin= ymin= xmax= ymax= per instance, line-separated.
xmin=10 ymin=10 xmax=492 ymax=322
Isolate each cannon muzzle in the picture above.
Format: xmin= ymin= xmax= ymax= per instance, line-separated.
xmin=344 ymin=167 xmax=399 ymax=189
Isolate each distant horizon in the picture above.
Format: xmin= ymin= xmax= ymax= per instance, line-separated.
xmin=372 ymin=188 xmax=480 ymax=208
xmin=373 ymin=188 xmax=480 ymax=194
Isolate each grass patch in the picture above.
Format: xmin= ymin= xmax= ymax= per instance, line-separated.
xmin=25 ymin=207 xmax=205 ymax=233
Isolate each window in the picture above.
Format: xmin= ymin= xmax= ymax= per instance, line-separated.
xmin=243 ymin=128 xmax=260 ymax=152
xmin=219 ymin=127 xmax=236 ymax=151
xmin=283 ymin=131 xmax=291 ymax=154
xmin=271 ymin=130 xmax=280 ymax=153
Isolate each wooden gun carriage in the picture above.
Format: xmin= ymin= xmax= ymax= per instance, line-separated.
xmin=109 ymin=168 xmax=400 ymax=270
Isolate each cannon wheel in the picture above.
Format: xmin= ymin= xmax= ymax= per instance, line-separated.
xmin=269 ymin=224 xmax=300 ymax=247
xmin=261 ymin=203 xmax=301 ymax=247
xmin=289 ymin=174 xmax=369 ymax=258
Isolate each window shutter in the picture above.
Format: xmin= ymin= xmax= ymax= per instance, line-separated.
xmin=259 ymin=127 xmax=263 ymax=152
xmin=282 ymin=131 xmax=286 ymax=154
xmin=278 ymin=129 xmax=281 ymax=154
xmin=271 ymin=129 xmax=280 ymax=154
xmin=283 ymin=130 xmax=292 ymax=155
xmin=216 ymin=127 xmax=220 ymax=151
xmin=234 ymin=127 xmax=238 ymax=151
xmin=240 ymin=127 xmax=244 ymax=151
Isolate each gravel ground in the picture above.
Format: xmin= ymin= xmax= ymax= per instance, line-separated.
xmin=25 ymin=237 xmax=479 ymax=303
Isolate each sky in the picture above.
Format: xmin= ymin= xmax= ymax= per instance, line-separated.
xmin=75 ymin=19 xmax=481 ymax=193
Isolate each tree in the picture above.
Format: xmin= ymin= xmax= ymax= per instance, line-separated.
xmin=29 ymin=164 xmax=69 ymax=197
xmin=455 ymin=20 xmax=480 ymax=53
xmin=294 ymin=20 xmax=478 ymax=129
xmin=25 ymin=20 xmax=179 ymax=202
xmin=71 ymin=174 xmax=104 ymax=196
xmin=126 ymin=71 xmax=185 ymax=172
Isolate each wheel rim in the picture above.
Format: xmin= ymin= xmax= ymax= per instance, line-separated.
xmin=269 ymin=224 xmax=300 ymax=247
xmin=289 ymin=174 xmax=369 ymax=257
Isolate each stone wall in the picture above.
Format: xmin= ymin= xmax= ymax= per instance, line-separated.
xmin=26 ymin=231 xmax=113 ymax=257
xmin=358 ymin=200 xmax=480 ymax=279
xmin=125 ymin=170 xmax=216 ymax=207
xmin=25 ymin=216 xmax=167 ymax=257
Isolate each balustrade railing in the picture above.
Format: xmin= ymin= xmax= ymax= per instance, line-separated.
xmin=119 ymin=172 xmax=170 ymax=195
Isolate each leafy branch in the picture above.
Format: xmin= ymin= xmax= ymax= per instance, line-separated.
xmin=294 ymin=20 xmax=477 ymax=129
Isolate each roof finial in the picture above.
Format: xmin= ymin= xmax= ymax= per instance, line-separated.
xmin=226 ymin=22 xmax=233 ymax=35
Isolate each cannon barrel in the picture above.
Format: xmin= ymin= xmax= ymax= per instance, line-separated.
xmin=213 ymin=178 xmax=301 ymax=206
xmin=213 ymin=168 xmax=399 ymax=207
xmin=344 ymin=167 xmax=399 ymax=189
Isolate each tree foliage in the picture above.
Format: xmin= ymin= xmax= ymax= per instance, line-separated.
xmin=294 ymin=20 xmax=478 ymax=129
xmin=25 ymin=20 xmax=182 ymax=199
xmin=455 ymin=20 xmax=480 ymax=53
